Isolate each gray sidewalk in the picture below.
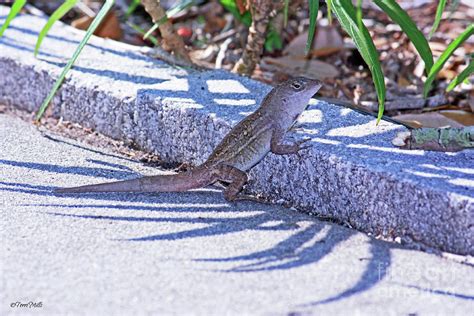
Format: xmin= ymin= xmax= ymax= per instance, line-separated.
xmin=1 ymin=113 xmax=473 ymax=315
xmin=0 ymin=6 xmax=473 ymax=255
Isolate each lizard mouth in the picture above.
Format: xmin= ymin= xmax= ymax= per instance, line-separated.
xmin=306 ymin=83 xmax=322 ymax=99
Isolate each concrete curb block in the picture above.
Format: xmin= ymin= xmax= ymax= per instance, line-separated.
xmin=0 ymin=7 xmax=472 ymax=255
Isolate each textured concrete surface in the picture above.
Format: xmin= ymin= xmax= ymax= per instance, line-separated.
xmin=1 ymin=113 xmax=474 ymax=315
xmin=0 ymin=6 xmax=473 ymax=255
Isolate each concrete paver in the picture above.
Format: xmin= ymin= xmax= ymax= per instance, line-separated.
xmin=1 ymin=114 xmax=473 ymax=315
xmin=0 ymin=6 xmax=473 ymax=255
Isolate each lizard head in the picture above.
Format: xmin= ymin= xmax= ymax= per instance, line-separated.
xmin=284 ymin=77 xmax=322 ymax=98
xmin=276 ymin=77 xmax=322 ymax=115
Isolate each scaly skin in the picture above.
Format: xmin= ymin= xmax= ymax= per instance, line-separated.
xmin=56 ymin=77 xmax=322 ymax=201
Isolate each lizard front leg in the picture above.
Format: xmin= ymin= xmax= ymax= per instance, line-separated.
xmin=213 ymin=164 xmax=248 ymax=201
xmin=270 ymin=127 xmax=311 ymax=155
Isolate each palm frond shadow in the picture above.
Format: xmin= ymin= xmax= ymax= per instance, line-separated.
xmin=196 ymin=223 xmax=353 ymax=272
xmin=302 ymin=242 xmax=391 ymax=306
xmin=46 ymin=202 xmax=393 ymax=305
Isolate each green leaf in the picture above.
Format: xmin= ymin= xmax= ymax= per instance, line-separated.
xmin=446 ymin=59 xmax=474 ymax=91
xmin=373 ymin=0 xmax=433 ymax=73
xmin=327 ymin=0 xmax=333 ymax=25
xmin=220 ymin=0 xmax=252 ymax=27
xmin=36 ymin=0 xmax=115 ymax=121
xmin=429 ymin=0 xmax=447 ymax=39
xmin=143 ymin=23 xmax=159 ymax=40
xmin=35 ymin=0 xmax=78 ymax=57
xmin=305 ymin=0 xmax=319 ymax=55
xmin=265 ymin=27 xmax=283 ymax=52
xmin=127 ymin=22 xmax=159 ymax=46
xmin=356 ymin=0 xmax=363 ymax=31
xmin=143 ymin=0 xmax=194 ymax=40
xmin=283 ymin=0 xmax=289 ymax=27
xmin=125 ymin=0 xmax=141 ymax=19
xmin=448 ymin=0 xmax=460 ymax=16
xmin=424 ymin=24 xmax=474 ymax=97
xmin=331 ymin=0 xmax=386 ymax=123
xmin=0 ymin=0 xmax=27 ymax=37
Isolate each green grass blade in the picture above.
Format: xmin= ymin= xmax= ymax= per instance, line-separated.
xmin=34 ymin=0 xmax=78 ymax=57
xmin=264 ymin=26 xmax=283 ymax=52
xmin=0 ymin=0 xmax=26 ymax=37
xmin=283 ymin=0 xmax=289 ymax=27
xmin=128 ymin=22 xmax=159 ymax=46
xmin=423 ymin=24 xmax=474 ymax=97
xmin=305 ymin=0 xmax=319 ymax=55
xmin=220 ymin=0 xmax=251 ymax=26
xmin=143 ymin=24 xmax=158 ymax=40
xmin=143 ymin=0 xmax=194 ymax=40
xmin=125 ymin=0 xmax=141 ymax=19
xmin=326 ymin=0 xmax=333 ymax=25
xmin=449 ymin=0 xmax=460 ymax=16
xmin=35 ymin=0 xmax=115 ymax=121
xmin=429 ymin=0 xmax=447 ymax=39
xmin=446 ymin=59 xmax=474 ymax=91
xmin=331 ymin=0 xmax=385 ymax=123
xmin=373 ymin=0 xmax=433 ymax=73
xmin=356 ymin=0 xmax=363 ymax=31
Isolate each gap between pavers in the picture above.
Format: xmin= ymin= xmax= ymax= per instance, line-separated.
xmin=0 ymin=6 xmax=472 ymax=255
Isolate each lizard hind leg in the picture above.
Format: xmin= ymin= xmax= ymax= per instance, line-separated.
xmin=214 ymin=164 xmax=248 ymax=201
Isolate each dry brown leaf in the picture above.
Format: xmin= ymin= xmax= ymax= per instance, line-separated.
xmin=393 ymin=112 xmax=464 ymax=128
xmin=438 ymin=68 xmax=459 ymax=80
xmin=189 ymin=45 xmax=219 ymax=62
xmin=71 ymin=10 xmax=123 ymax=40
xmin=283 ymin=24 xmax=344 ymax=58
xmin=311 ymin=24 xmax=344 ymax=58
xmin=429 ymin=41 xmax=447 ymax=54
xmin=203 ymin=4 xmax=227 ymax=33
xmin=283 ymin=32 xmax=308 ymax=56
xmin=440 ymin=110 xmax=474 ymax=126
xmin=261 ymin=55 xmax=340 ymax=80
xmin=397 ymin=75 xmax=411 ymax=87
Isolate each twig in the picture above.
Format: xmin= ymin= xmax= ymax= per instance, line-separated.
xmin=361 ymin=95 xmax=447 ymax=111
xmin=215 ymin=38 xmax=232 ymax=69
xmin=212 ymin=29 xmax=238 ymax=43
xmin=140 ymin=0 xmax=191 ymax=63
xmin=141 ymin=46 xmax=201 ymax=70
xmin=232 ymin=0 xmax=274 ymax=75
xmin=317 ymin=97 xmax=417 ymax=129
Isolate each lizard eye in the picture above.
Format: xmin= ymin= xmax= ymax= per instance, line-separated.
xmin=291 ymin=81 xmax=304 ymax=90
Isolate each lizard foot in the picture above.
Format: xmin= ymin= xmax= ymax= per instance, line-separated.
xmin=271 ymin=138 xmax=313 ymax=155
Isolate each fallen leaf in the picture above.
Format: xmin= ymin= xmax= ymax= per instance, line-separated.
xmin=438 ymin=68 xmax=459 ymax=80
xmin=393 ymin=112 xmax=464 ymax=128
xmin=189 ymin=44 xmax=219 ymax=62
xmin=283 ymin=31 xmax=309 ymax=56
xmin=71 ymin=10 xmax=123 ymax=40
xmin=284 ymin=23 xmax=344 ymax=58
xmin=261 ymin=55 xmax=340 ymax=80
xmin=397 ymin=75 xmax=411 ymax=87
xmin=440 ymin=110 xmax=474 ymax=126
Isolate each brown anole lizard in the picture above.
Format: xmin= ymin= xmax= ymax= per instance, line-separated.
xmin=56 ymin=77 xmax=322 ymax=201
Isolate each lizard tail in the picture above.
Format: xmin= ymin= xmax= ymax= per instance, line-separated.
xmin=55 ymin=166 xmax=216 ymax=194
